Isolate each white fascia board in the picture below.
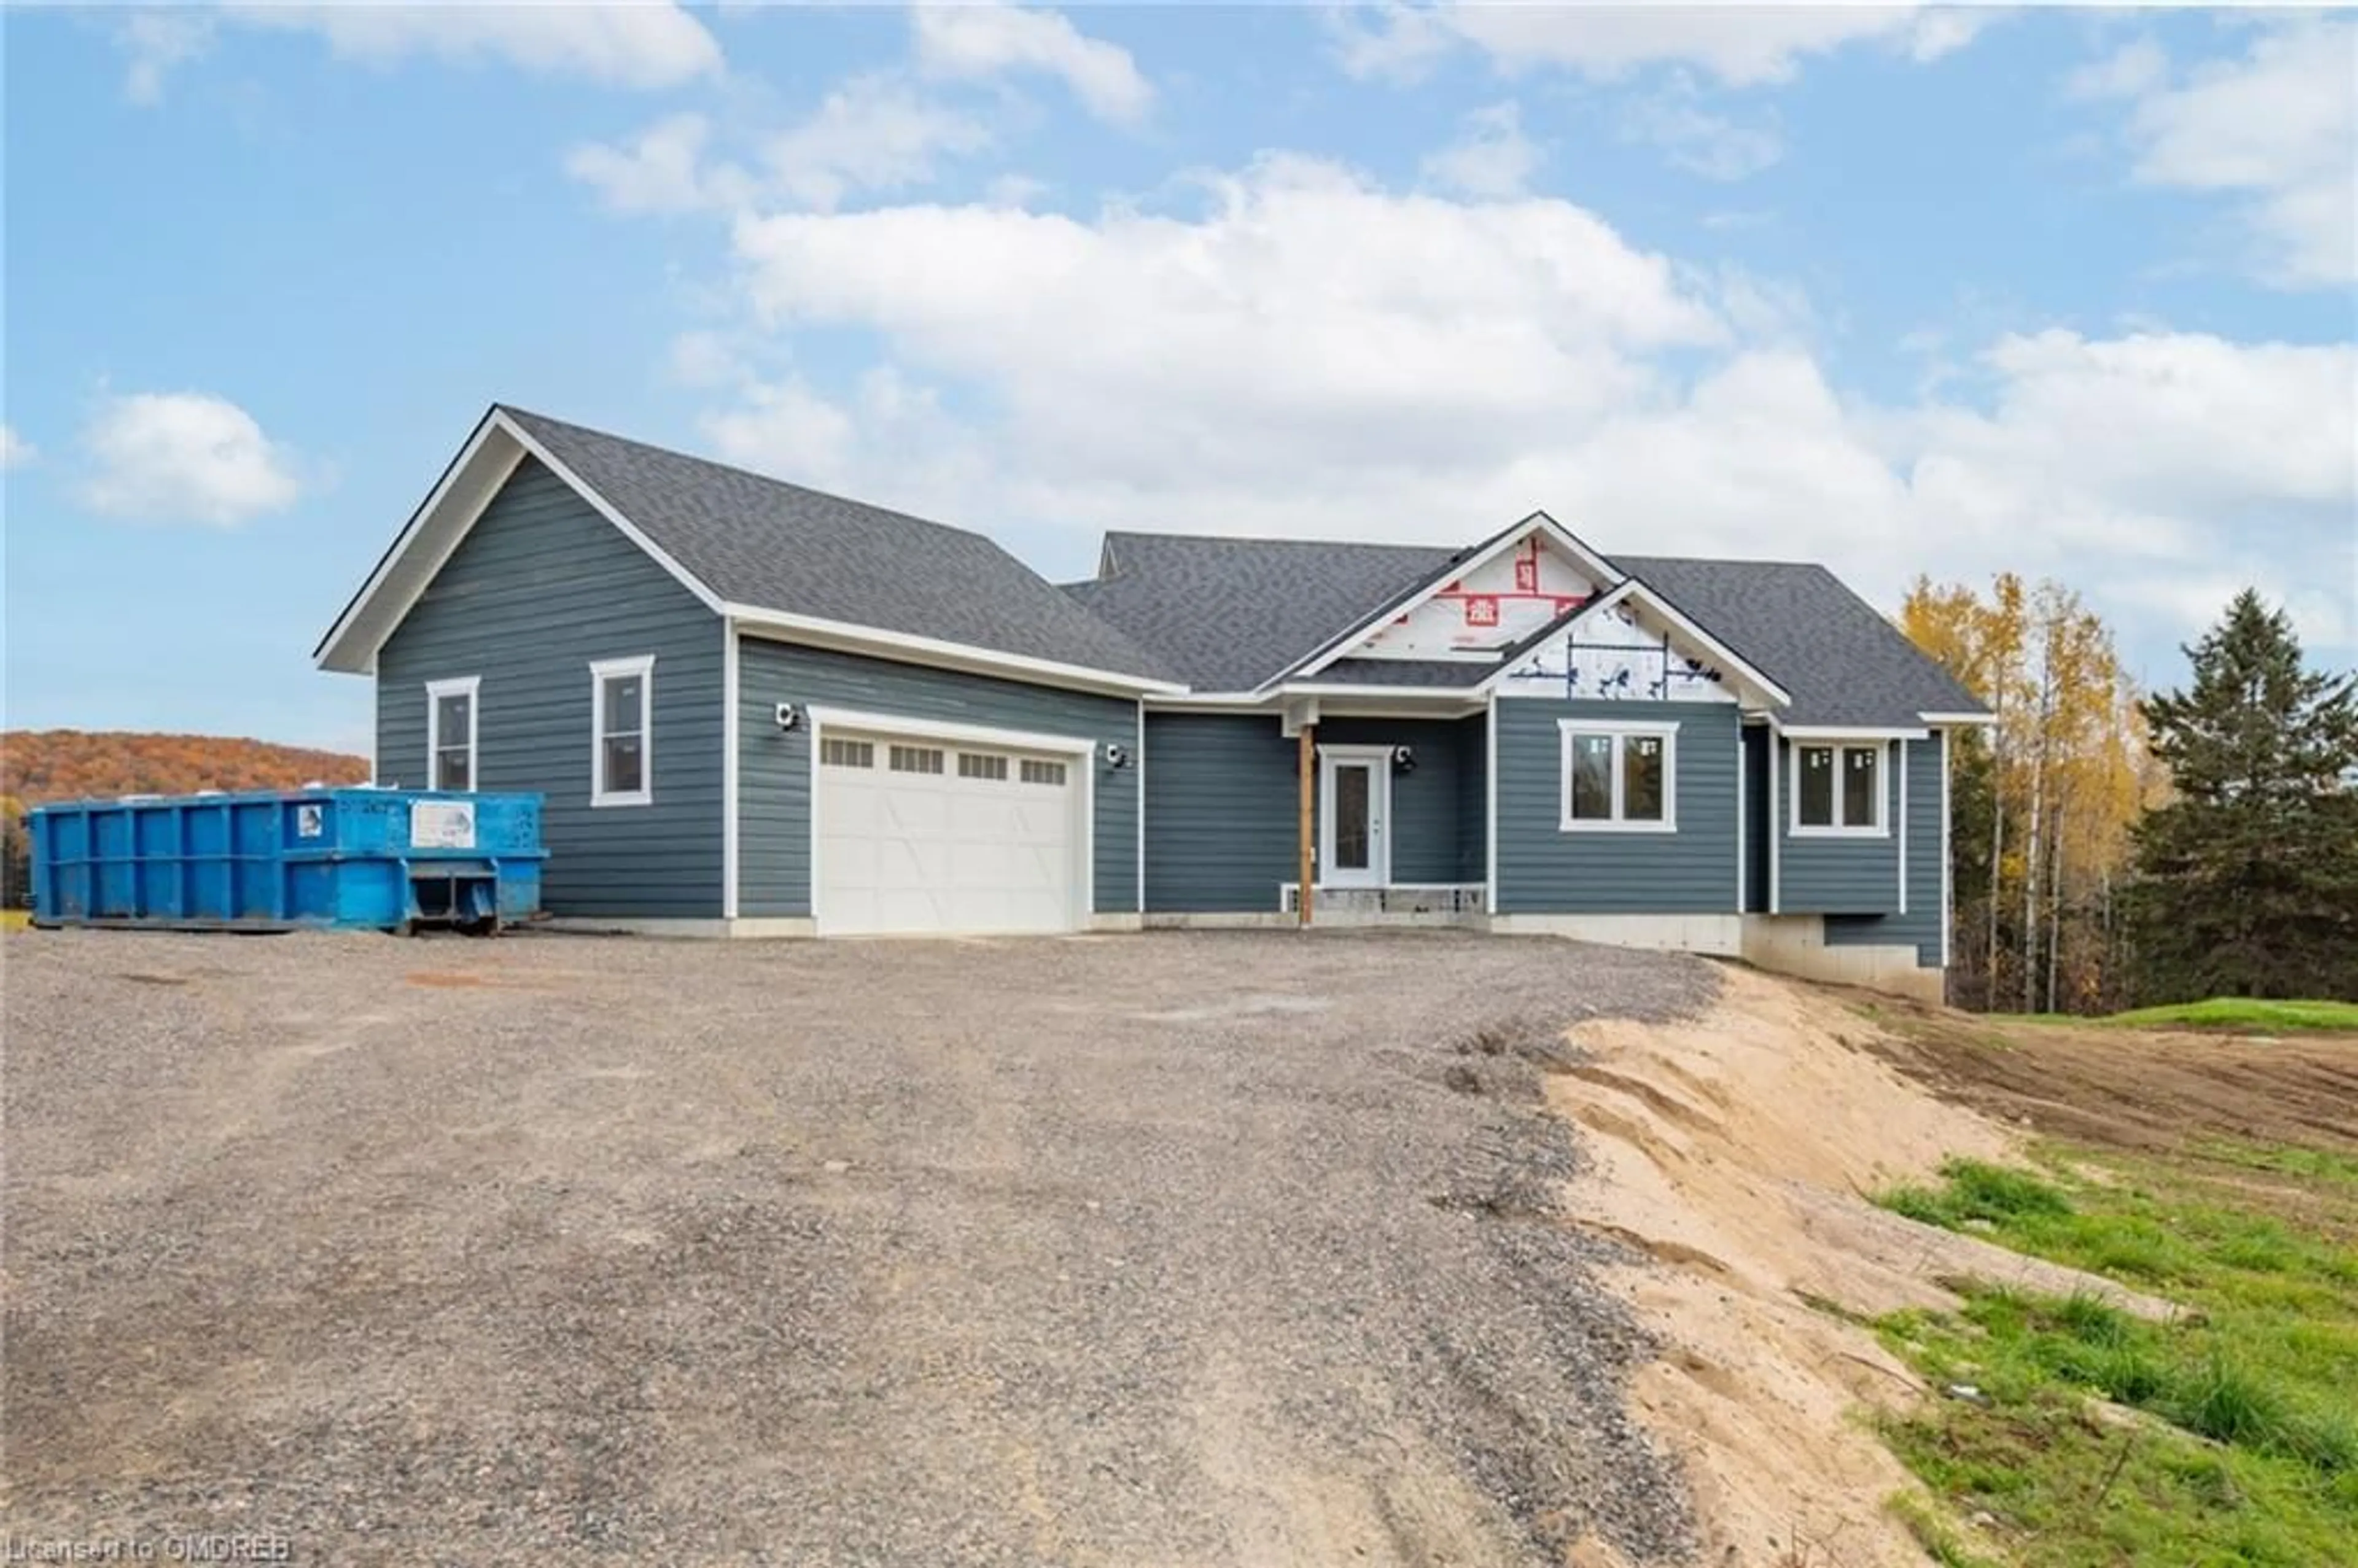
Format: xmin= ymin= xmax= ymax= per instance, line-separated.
xmin=1470 ymin=576 xmax=1792 ymax=709
xmin=1143 ymin=693 xmax=1274 ymax=710
xmin=314 ymin=409 xmax=520 ymax=672
xmin=1275 ymin=681 xmax=1488 ymax=702
xmin=1468 ymin=581 xmax=1636 ymax=696
xmin=730 ymin=606 xmax=1185 ymax=697
xmin=499 ymin=412 xmax=726 ymax=616
xmin=1920 ymin=710 xmax=1997 ymax=726
xmin=1280 ymin=511 xmax=1628 ymax=687
xmin=1618 ymin=583 xmax=1792 ymax=708
xmin=1780 ymin=723 xmax=1931 ymax=741
xmin=314 ymin=405 xmax=728 ymax=675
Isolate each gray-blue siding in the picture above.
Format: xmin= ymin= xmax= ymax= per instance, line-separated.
xmin=1775 ymin=737 xmax=1903 ymax=916
xmin=375 ymin=458 xmax=724 ymax=917
xmin=1491 ymin=699 xmax=1741 ymax=914
xmin=1826 ymin=732 xmax=1946 ymax=966
xmin=1140 ymin=713 xmax=1482 ymax=912
xmin=736 ymin=640 xmax=1141 ymax=918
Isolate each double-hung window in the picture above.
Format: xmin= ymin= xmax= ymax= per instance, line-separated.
xmin=426 ymin=676 xmax=479 ymax=791
xmin=590 ymin=655 xmax=655 ymax=807
xmin=1793 ymin=742 xmax=1885 ymax=834
xmin=1559 ymin=720 xmax=1677 ymax=832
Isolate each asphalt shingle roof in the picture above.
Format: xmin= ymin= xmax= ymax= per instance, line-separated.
xmin=1615 ymin=556 xmax=1983 ymax=726
xmin=497 ymin=409 xmax=1980 ymax=722
xmin=1063 ymin=532 xmax=1461 ymax=693
xmin=1065 ymin=531 xmax=1985 ymax=725
xmin=1315 ymin=659 xmax=1492 ymax=689
xmin=503 ymin=406 xmax=1172 ymax=681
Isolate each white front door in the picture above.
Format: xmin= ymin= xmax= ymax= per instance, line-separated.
xmin=1320 ymin=747 xmax=1391 ymax=889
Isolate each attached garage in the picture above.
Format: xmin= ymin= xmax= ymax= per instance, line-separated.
xmin=811 ymin=711 xmax=1092 ymax=936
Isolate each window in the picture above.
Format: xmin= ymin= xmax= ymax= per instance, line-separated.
xmin=1793 ymin=742 xmax=1885 ymax=834
xmin=1558 ymin=721 xmax=1676 ymax=831
xmin=821 ymin=738 xmax=874 ymax=769
xmin=889 ymin=744 xmax=944 ymax=775
xmin=590 ymin=655 xmax=654 ymax=807
xmin=957 ymin=751 xmax=1010 ymax=782
xmin=1019 ymin=758 xmax=1068 ymax=787
xmin=425 ymin=676 xmax=479 ymax=792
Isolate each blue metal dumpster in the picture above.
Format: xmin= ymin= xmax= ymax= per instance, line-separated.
xmin=28 ymin=788 xmax=547 ymax=934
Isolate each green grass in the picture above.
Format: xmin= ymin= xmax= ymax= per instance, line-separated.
xmin=1988 ymin=998 xmax=2358 ymax=1033
xmin=1870 ymin=1155 xmax=2358 ymax=1565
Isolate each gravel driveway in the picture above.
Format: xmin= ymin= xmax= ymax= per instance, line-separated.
xmin=6 ymin=929 xmax=1714 ymax=1566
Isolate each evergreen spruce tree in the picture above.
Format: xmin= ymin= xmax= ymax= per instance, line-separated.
xmin=2129 ymin=590 xmax=2358 ymax=1001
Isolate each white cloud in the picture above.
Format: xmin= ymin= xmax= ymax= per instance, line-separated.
xmin=1332 ymin=2 xmax=1992 ymax=87
xmin=2063 ymin=37 xmax=2167 ymax=103
xmin=121 ymin=2 xmax=720 ymax=99
xmin=912 ymin=3 xmax=1152 ymax=124
xmin=78 ymin=393 xmax=305 ymax=526
xmin=679 ymin=158 xmax=2353 ymax=663
xmin=1 ymin=424 xmax=34 ymax=470
xmin=566 ymin=114 xmax=755 ymax=215
xmin=1422 ymin=102 xmax=1544 ymax=198
xmin=568 ymin=77 xmax=991 ymax=215
xmin=118 ymin=10 xmax=214 ymax=105
xmin=1619 ymin=74 xmax=1784 ymax=180
xmin=766 ymin=74 xmax=993 ymax=210
xmin=2087 ymin=20 xmax=2357 ymax=289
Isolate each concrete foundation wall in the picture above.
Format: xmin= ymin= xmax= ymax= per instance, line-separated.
xmin=1740 ymin=914 xmax=1945 ymax=1003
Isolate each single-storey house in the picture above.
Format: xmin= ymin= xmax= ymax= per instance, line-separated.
xmin=316 ymin=406 xmax=1989 ymax=998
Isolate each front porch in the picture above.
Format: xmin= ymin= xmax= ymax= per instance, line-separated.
xmin=1280 ymin=881 xmax=1488 ymax=926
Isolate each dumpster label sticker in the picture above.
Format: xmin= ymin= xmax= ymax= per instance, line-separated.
xmin=296 ymin=804 xmax=324 ymax=839
xmin=411 ymin=800 xmax=477 ymax=850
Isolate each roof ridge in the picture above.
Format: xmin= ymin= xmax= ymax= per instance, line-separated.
xmin=1614 ymin=552 xmax=1833 ymax=571
xmin=1101 ymin=528 xmax=1458 ymax=554
xmin=498 ymin=403 xmax=1007 ymax=553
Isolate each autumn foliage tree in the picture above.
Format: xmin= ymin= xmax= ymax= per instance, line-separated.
xmin=1901 ymin=574 xmax=2155 ymax=1013
xmin=0 ymin=732 xmax=369 ymax=908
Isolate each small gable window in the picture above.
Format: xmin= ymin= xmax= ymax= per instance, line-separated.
xmin=591 ymin=655 xmax=655 ymax=807
xmin=1559 ymin=721 xmax=1677 ymax=833
xmin=426 ymin=676 xmax=479 ymax=792
xmin=1794 ymin=743 xmax=1884 ymax=834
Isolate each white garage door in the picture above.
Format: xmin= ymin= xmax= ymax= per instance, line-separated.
xmin=814 ymin=729 xmax=1084 ymax=936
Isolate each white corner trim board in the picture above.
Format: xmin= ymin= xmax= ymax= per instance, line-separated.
xmin=722 ymin=619 xmax=741 ymax=921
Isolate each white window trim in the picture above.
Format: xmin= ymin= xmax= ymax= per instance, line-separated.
xmin=1789 ymin=739 xmax=1888 ymax=838
xmin=424 ymin=675 xmax=480 ymax=793
xmin=1558 ymin=719 xmax=1679 ymax=834
xmin=590 ymin=654 xmax=656 ymax=808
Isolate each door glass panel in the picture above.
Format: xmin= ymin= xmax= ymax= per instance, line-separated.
xmin=1333 ymin=764 xmax=1371 ymax=870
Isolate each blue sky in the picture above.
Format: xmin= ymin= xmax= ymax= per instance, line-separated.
xmin=5 ymin=4 xmax=2352 ymax=756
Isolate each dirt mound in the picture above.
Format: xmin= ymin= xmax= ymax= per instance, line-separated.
xmin=1547 ymin=966 xmax=2177 ymax=1567
xmin=1856 ymin=1006 xmax=2358 ymax=1156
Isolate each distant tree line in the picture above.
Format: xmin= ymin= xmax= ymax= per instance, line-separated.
xmin=0 ymin=731 xmax=370 ymax=910
xmin=1902 ymin=581 xmax=2357 ymax=1011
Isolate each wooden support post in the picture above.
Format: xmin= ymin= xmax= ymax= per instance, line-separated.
xmin=1296 ymin=721 xmax=1315 ymax=928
